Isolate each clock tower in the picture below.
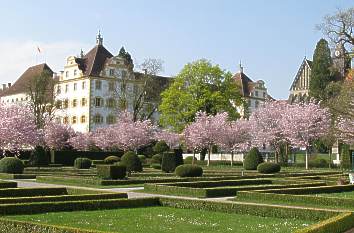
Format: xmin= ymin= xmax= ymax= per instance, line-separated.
xmin=333 ymin=41 xmax=350 ymax=79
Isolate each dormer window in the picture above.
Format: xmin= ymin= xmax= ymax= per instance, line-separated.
xmin=109 ymin=69 xmax=115 ymax=76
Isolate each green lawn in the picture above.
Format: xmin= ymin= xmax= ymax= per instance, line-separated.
xmin=6 ymin=207 xmax=312 ymax=233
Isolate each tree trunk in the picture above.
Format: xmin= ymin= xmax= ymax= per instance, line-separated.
xmin=231 ymin=151 xmax=234 ymax=167
xmin=192 ymin=150 xmax=195 ymax=165
xmin=329 ymin=149 xmax=332 ymax=169
xmin=305 ymin=148 xmax=309 ymax=170
xmin=207 ymin=145 xmax=212 ymax=166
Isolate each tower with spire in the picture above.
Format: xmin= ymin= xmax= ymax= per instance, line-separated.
xmin=96 ymin=30 xmax=103 ymax=45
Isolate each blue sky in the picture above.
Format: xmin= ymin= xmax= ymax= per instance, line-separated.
xmin=0 ymin=0 xmax=352 ymax=99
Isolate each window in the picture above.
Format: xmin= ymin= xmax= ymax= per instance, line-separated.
xmin=255 ymin=91 xmax=258 ymax=97
xmin=80 ymin=115 xmax=86 ymax=123
xmin=109 ymin=69 xmax=115 ymax=76
xmin=121 ymin=70 xmax=127 ymax=78
xmin=81 ymin=98 xmax=87 ymax=107
xmin=94 ymin=114 xmax=103 ymax=124
xmin=72 ymin=116 xmax=77 ymax=124
xmin=73 ymin=83 xmax=77 ymax=91
xmin=16 ymin=98 xmax=18 ymax=102
xmin=65 ymin=71 xmax=69 ymax=77
xmin=255 ymin=100 xmax=259 ymax=108
xmin=65 ymin=84 xmax=69 ymax=93
xmin=95 ymin=80 xmax=101 ymax=90
xmin=72 ymin=99 xmax=77 ymax=107
xmin=74 ymin=69 xmax=77 ymax=76
xmin=55 ymin=100 xmax=62 ymax=109
xmin=106 ymin=115 xmax=116 ymax=124
xmin=108 ymin=81 xmax=114 ymax=91
xmin=63 ymin=117 xmax=69 ymax=124
xmin=82 ymin=81 xmax=86 ymax=90
xmin=95 ymin=97 xmax=103 ymax=107
xmin=106 ymin=98 xmax=115 ymax=108
xmin=263 ymin=92 xmax=266 ymax=98
xmin=63 ymin=99 xmax=69 ymax=108
xmin=57 ymin=85 xmax=61 ymax=94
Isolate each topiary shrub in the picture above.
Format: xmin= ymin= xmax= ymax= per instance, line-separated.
xmin=153 ymin=141 xmax=170 ymax=154
xmin=243 ymin=147 xmax=263 ymax=170
xmin=309 ymin=158 xmax=328 ymax=168
xmin=184 ymin=156 xmax=195 ymax=163
xmin=151 ymin=154 xmax=163 ymax=164
xmin=29 ymin=146 xmax=49 ymax=167
xmin=257 ymin=162 xmax=281 ymax=174
xmin=97 ymin=165 xmax=126 ymax=179
xmin=174 ymin=148 xmax=184 ymax=166
xmin=104 ymin=156 xmax=120 ymax=164
xmin=138 ymin=155 xmax=146 ymax=164
xmin=161 ymin=151 xmax=183 ymax=173
xmin=0 ymin=157 xmax=24 ymax=174
xmin=175 ymin=164 xmax=203 ymax=177
xmin=74 ymin=158 xmax=92 ymax=169
xmin=151 ymin=163 xmax=161 ymax=169
xmin=120 ymin=151 xmax=142 ymax=173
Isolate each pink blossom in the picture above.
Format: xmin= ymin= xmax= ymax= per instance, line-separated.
xmin=44 ymin=121 xmax=76 ymax=150
xmin=69 ymin=132 xmax=93 ymax=151
xmin=154 ymin=130 xmax=181 ymax=148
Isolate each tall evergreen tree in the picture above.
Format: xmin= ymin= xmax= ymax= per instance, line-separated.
xmin=309 ymin=39 xmax=333 ymax=101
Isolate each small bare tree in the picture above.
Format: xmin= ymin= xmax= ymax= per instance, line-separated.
xmin=26 ymin=71 xmax=57 ymax=128
xmin=317 ymin=8 xmax=354 ymax=46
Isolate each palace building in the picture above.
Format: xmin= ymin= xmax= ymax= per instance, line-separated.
xmin=233 ymin=63 xmax=272 ymax=118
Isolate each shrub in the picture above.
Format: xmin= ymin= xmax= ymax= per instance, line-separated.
xmin=74 ymin=158 xmax=92 ymax=169
xmin=174 ymin=148 xmax=184 ymax=166
xmin=120 ymin=151 xmax=142 ymax=173
xmin=104 ymin=156 xmax=120 ymax=164
xmin=341 ymin=144 xmax=351 ymax=170
xmin=175 ymin=165 xmax=203 ymax=177
xmin=97 ymin=165 xmax=126 ymax=179
xmin=309 ymin=158 xmax=328 ymax=168
xmin=138 ymin=155 xmax=146 ymax=164
xmin=151 ymin=154 xmax=163 ymax=164
xmin=244 ymin=147 xmax=263 ymax=170
xmin=257 ymin=162 xmax=281 ymax=174
xmin=29 ymin=146 xmax=49 ymax=166
xmin=161 ymin=151 xmax=183 ymax=173
xmin=151 ymin=163 xmax=161 ymax=169
xmin=184 ymin=156 xmax=195 ymax=163
xmin=153 ymin=141 xmax=169 ymax=154
xmin=0 ymin=157 xmax=24 ymax=174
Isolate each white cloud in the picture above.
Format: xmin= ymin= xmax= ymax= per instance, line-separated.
xmin=0 ymin=40 xmax=90 ymax=84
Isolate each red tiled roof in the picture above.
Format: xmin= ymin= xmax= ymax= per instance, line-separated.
xmin=233 ymin=72 xmax=254 ymax=97
xmin=77 ymin=45 xmax=113 ymax=76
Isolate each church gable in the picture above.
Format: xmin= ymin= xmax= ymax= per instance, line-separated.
xmin=289 ymin=58 xmax=312 ymax=92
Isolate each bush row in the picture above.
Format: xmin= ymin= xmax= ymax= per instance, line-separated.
xmin=97 ymin=165 xmax=126 ymax=180
xmin=145 ymin=182 xmax=326 ymax=198
xmin=256 ymin=184 xmax=354 ymax=195
xmin=0 ymin=187 xmax=67 ymax=198
xmin=236 ymin=190 xmax=354 ymax=210
xmin=0 ymin=218 xmax=111 ymax=233
xmin=0 ymin=197 xmax=159 ymax=216
xmin=158 ymin=197 xmax=339 ymax=221
xmin=0 ymin=193 xmax=127 ymax=204
xmin=0 ymin=173 xmax=36 ymax=179
xmin=295 ymin=212 xmax=354 ymax=233
xmin=74 ymin=158 xmax=92 ymax=169
xmin=0 ymin=181 xmax=17 ymax=189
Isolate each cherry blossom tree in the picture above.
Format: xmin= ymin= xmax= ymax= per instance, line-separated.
xmin=249 ymin=100 xmax=290 ymax=163
xmin=69 ymin=132 xmax=93 ymax=151
xmin=183 ymin=111 xmax=227 ymax=166
xmin=92 ymin=111 xmax=155 ymax=152
xmin=154 ymin=130 xmax=181 ymax=149
xmin=0 ymin=104 xmax=41 ymax=154
xmin=44 ymin=121 xmax=75 ymax=150
xmin=216 ymin=119 xmax=252 ymax=166
xmin=336 ymin=117 xmax=354 ymax=145
xmin=283 ymin=102 xmax=331 ymax=169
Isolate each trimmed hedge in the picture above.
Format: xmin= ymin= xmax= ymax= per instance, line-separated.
xmin=159 ymin=197 xmax=338 ymax=221
xmin=0 ymin=181 xmax=17 ymax=188
xmin=161 ymin=152 xmax=183 ymax=173
xmin=295 ymin=212 xmax=354 ymax=233
xmin=0 ymin=197 xmax=159 ymax=216
xmin=151 ymin=163 xmax=161 ymax=169
xmin=256 ymin=184 xmax=354 ymax=195
xmin=175 ymin=165 xmax=203 ymax=177
xmin=237 ymin=190 xmax=354 ymax=210
xmin=145 ymin=181 xmax=326 ymax=198
xmin=151 ymin=154 xmax=162 ymax=164
xmin=257 ymin=162 xmax=281 ymax=174
xmin=0 ymin=193 xmax=128 ymax=204
xmin=243 ymin=148 xmax=263 ymax=170
xmin=0 ymin=173 xmax=36 ymax=179
xmin=104 ymin=156 xmax=120 ymax=164
xmin=97 ymin=165 xmax=126 ymax=180
xmin=0 ymin=187 xmax=67 ymax=198
xmin=120 ymin=151 xmax=142 ymax=173
xmin=74 ymin=158 xmax=92 ymax=169
xmin=0 ymin=157 xmax=24 ymax=174
xmin=29 ymin=146 xmax=49 ymax=166
xmin=153 ymin=141 xmax=169 ymax=154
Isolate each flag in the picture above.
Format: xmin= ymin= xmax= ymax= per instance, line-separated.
xmin=37 ymin=46 xmax=41 ymax=53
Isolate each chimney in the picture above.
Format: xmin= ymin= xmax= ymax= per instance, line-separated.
xmin=2 ymin=84 xmax=6 ymax=90
xmin=7 ymin=83 xmax=11 ymax=88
